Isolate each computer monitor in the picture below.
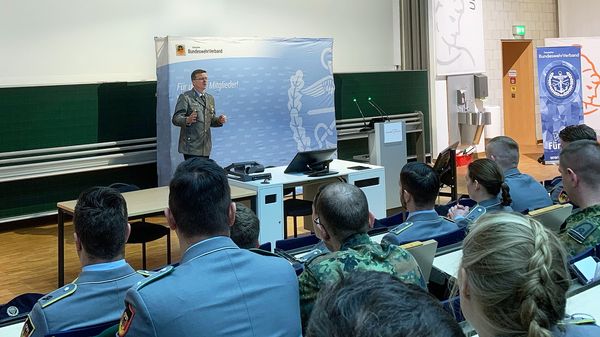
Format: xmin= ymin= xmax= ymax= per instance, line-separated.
xmin=284 ymin=148 xmax=338 ymax=175
xmin=432 ymin=141 xmax=459 ymax=186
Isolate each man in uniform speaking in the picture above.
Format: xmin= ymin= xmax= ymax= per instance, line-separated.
xmin=172 ymin=69 xmax=227 ymax=160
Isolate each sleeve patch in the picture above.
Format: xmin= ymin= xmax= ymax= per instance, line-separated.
xmin=20 ymin=315 xmax=35 ymax=337
xmin=117 ymin=303 xmax=136 ymax=337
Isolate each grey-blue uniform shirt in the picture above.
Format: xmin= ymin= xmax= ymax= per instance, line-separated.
xmin=454 ymin=198 xmax=513 ymax=228
xmin=504 ymin=167 xmax=552 ymax=213
xmin=381 ymin=210 xmax=459 ymax=245
xmin=119 ymin=236 xmax=302 ymax=337
xmin=21 ymin=260 xmax=145 ymax=337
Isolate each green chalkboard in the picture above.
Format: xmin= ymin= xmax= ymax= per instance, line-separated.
xmin=0 ymin=82 xmax=158 ymax=220
xmin=334 ymin=71 xmax=430 ymax=158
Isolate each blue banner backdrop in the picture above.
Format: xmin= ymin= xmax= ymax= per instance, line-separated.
xmin=155 ymin=37 xmax=336 ymax=185
xmin=537 ymin=46 xmax=583 ymax=163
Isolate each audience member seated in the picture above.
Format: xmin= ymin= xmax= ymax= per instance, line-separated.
xmin=306 ymin=271 xmax=465 ymax=337
xmin=22 ymin=187 xmax=146 ymax=337
xmin=486 ymin=136 xmax=552 ymax=213
xmin=558 ymin=140 xmax=600 ymax=256
xmin=448 ymin=158 xmax=512 ymax=225
xmin=298 ymin=182 xmax=425 ymax=327
xmin=457 ymin=212 xmax=600 ymax=337
xmin=548 ymin=124 xmax=598 ymax=204
xmin=117 ymin=158 xmax=301 ymax=336
xmin=230 ymin=202 xmax=260 ymax=249
xmin=381 ymin=162 xmax=459 ymax=245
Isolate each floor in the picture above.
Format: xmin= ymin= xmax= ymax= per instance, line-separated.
xmin=0 ymin=145 xmax=560 ymax=304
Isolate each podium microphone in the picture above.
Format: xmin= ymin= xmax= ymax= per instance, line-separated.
xmin=353 ymin=98 xmax=372 ymax=132
xmin=368 ymin=97 xmax=391 ymax=121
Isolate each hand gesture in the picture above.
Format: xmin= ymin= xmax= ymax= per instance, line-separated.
xmin=218 ymin=115 xmax=227 ymax=124
xmin=186 ymin=111 xmax=198 ymax=124
xmin=447 ymin=204 xmax=470 ymax=220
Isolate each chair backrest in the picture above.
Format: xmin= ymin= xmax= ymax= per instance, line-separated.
xmin=374 ymin=211 xmax=407 ymax=229
xmin=428 ymin=228 xmax=466 ymax=249
xmin=400 ymin=239 xmax=438 ymax=282
xmin=0 ymin=293 xmax=43 ymax=327
xmin=258 ymin=242 xmax=272 ymax=252
xmin=528 ymin=203 xmax=573 ymax=232
xmin=275 ymin=234 xmax=320 ymax=252
xmin=45 ymin=320 xmax=119 ymax=337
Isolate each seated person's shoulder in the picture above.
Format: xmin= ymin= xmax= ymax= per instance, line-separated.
xmin=131 ymin=265 xmax=175 ymax=293
xmin=37 ymin=283 xmax=78 ymax=310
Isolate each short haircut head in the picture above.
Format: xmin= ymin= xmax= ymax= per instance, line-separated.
xmin=559 ymin=140 xmax=600 ymax=189
xmin=169 ymin=158 xmax=231 ymax=238
xmin=74 ymin=186 xmax=128 ymax=260
xmin=306 ymin=271 xmax=465 ymax=337
xmin=230 ymin=203 xmax=260 ymax=249
xmin=190 ymin=69 xmax=207 ymax=81
xmin=315 ymin=182 xmax=369 ymax=240
xmin=486 ymin=136 xmax=519 ymax=169
xmin=400 ymin=162 xmax=440 ymax=208
xmin=559 ymin=124 xmax=597 ymax=143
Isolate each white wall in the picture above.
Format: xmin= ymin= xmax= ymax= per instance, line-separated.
xmin=0 ymin=0 xmax=397 ymax=88
xmin=558 ymin=0 xmax=600 ymax=37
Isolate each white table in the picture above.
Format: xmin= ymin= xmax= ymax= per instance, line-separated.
xmin=566 ymin=283 xmax=600 ymax=319
xmin=0 ymin=321 xmax=24 ymax=337
xmin=229 ymin=159 xmax=386 ymax=246
xmin=432 ymin=249 xmax=463 ymax=280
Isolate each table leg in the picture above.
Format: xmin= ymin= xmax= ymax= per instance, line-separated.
xmin=58 ymin=209 xmax=65 ymax=287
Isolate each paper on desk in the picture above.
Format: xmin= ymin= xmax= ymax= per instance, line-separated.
xmin=573 ymin=256 xmax=600 ymax=284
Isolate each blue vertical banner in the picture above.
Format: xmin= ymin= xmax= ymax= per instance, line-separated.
xmin=155 ymin=37 xmax=336 ymax=185
xmin=537 ymin=46 xmax=583 ymax=163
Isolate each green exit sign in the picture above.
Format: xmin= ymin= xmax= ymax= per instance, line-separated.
xmin=512 ymin=25 xmax=526 ymax=37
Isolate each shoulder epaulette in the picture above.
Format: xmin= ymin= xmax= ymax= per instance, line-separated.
xmin=40 ymin=283 xmax=77 ymax=308
xmin=391 ymin=222 xmax=413 ymax=235
xmin=567 ymin=222 xmax=597 ymax=244
xmin=463 ymin=205 xmax=486 ymax=224
xmin=136 ymin=270 xmax=155 ymax=277
xmin=303 ymin=250 xmax=329 ymax=267
xmin=135 ymin=266 xmax=174 ymax=290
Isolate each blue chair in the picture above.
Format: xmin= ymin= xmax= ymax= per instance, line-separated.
xmin=258 ymin=242 xmax=272 ymax=252
xmin=429 ymin=228 xmax=467 ymax=249
xmin=45 ymin=320 xmax=119 ymax=337
xmin=374 ymin=211 xmax=408 ymax=229
xmin=440 ymin=296 xmax=465 ymax=322
xmin=0 ymin=293 xmax=43 ymax=327
xmin=275 ymin=234 xmax=320 ymax=251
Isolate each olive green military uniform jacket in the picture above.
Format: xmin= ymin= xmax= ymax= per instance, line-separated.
xmin=298 ymin=233 xmax=426 ymax=326
xmin=172 ymin=89 xmax=222 ymax=157
xmin=560 ymin=204 xmax=600 ymax=256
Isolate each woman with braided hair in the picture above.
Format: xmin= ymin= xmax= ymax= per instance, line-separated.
xmin=457 ymin=212 xmax=600 ymax=337
xmin=448 ymin=158 xmax=512 ymax=221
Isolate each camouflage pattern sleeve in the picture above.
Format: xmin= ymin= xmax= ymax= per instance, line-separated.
xmin=559 ymin=206 xmax=600 ymax=256
xmin=298 ymin=267 xmax=320 ymax=327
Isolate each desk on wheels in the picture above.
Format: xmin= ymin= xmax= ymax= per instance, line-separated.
xmin=56 ymin=185 xmax=256 ymax=287
xmin=228 ymin=159 xmax=386 ymax=247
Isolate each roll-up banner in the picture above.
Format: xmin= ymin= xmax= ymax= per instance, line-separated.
xmin=537 ymin=46 xmax=583 ymax=163
xmin=155 ymin=37 xmax=336 ymax=185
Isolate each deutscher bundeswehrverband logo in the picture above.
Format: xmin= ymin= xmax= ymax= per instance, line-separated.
xmin=542 ymin=61 xmax=580 ymax=103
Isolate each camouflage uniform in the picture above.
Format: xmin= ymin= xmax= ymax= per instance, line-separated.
xmin=559 ymin=204 xmax=600 ymax=256
xmin=298 ymin=233 xmax=426 ymax=326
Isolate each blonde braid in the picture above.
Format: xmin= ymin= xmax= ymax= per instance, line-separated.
xmin=519 ymin=219 xmax=554 ymax=337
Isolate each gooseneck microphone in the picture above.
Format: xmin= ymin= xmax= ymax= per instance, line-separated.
xmin=353 ymin=98 xmax=372 ymax=132
xmin=368 ymin=97 xmax=391 ymax=121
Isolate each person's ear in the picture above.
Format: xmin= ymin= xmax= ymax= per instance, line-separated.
xmin=228 ymin=202 xmax=237 ymax=228
xmin=316 ymin=223 xmax=330 ymax=241
xmin=402 ymin=189 xmax=412 ymax=204
xmin=567 ymin=168 xmax=579 ymax=187
xmin=165 ymin=208 xmax=177 ymax=231
xmin=368 ymin=211 xmax=375 ymax=229
xmin=474 ymin=179 xmax=481 ymax=191
xmin=73 ymin=232 xmax=82 ymax=252
xmin=124 ymin=223 xmax=131 ymax=242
